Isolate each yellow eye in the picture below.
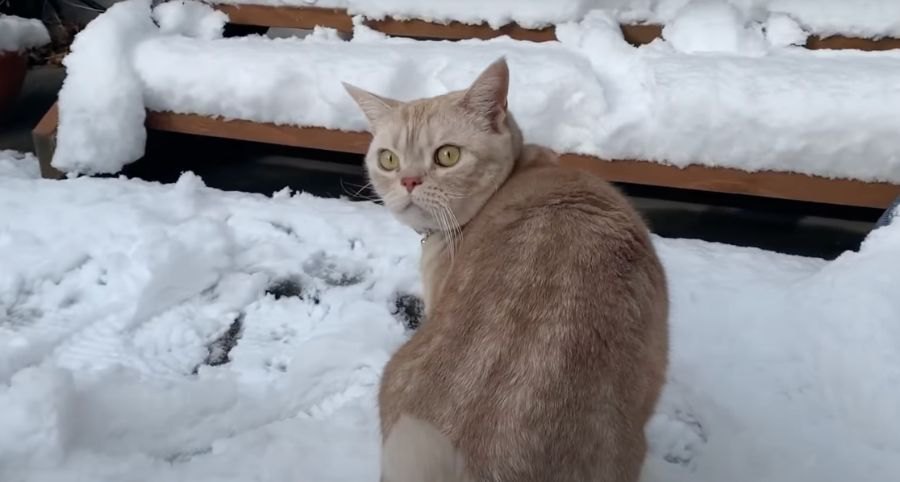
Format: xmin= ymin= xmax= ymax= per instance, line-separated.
xmin=378 ymin=149 xmax=399 ymax=171
xmin=434 ymin=145 xmax=461 ymax=167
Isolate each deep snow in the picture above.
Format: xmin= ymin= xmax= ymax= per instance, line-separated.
xmin=52 ymin=0 xmax=900 ymax=184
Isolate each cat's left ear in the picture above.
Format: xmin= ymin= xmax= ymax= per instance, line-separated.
xmin=461 ymin=57 xmax=509 ymax=131
xmin=343 ymin=82 xmax=400 ymax=130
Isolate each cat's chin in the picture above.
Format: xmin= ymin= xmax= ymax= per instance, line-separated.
xmin=393 ymin=203 xmax=438 ymax=234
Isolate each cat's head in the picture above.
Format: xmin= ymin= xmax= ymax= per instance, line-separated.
xmin=344 ymin=58 xmax=523 ymax=235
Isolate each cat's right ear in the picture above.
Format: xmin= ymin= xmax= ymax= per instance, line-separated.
xmin=343 ymin=82 xmax=399 ymax=129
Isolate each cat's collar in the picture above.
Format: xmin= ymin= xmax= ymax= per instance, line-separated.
xmin=417 ymin=229 xmax=435 ymax=244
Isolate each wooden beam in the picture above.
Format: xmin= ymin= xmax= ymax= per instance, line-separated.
xmin=35 ymin=104 xmax=899 ymax=208
xmin=215 ymin=5 xmax=352 ymax=31
xmin=213 ymin=4 xmax=900 ymax=51
xmin=620 ymin=24 xmax=663 ymax=46
xmin=144 ymin=110 xmax=900 ymax=209
xmin=806 ymin=35 xmax=900 ymax=51
xmin=561 ymin=155 xmax=900 ymax=210
xmin=145 ymin=111 xmax=373 ymax=154
xmin=366 ymin=18 xmax=555 ymax=42
xmin=32 ymin=102 xmax=64 ymax=179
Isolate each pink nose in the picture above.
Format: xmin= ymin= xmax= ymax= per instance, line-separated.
xmin=401 ymin=176 xmax=423 ymax=192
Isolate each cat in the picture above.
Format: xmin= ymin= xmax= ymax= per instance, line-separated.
xmin=345 ymin=57 xmax=669 ymax=482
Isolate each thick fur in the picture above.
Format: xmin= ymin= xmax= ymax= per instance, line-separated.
xmin=346 ymin=58 xmax=669 ymax=482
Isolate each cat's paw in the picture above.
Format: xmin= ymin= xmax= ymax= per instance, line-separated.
xmin=391 ymin=294 xmax=424 ymax=331
xmin=647 ymin=407 xmax=708 ymax=469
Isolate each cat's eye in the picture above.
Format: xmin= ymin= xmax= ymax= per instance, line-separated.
xmin=378 ymin=149 xmax=399 ymax=171
xmin=434 ymin=145 xmax=461 ymax=167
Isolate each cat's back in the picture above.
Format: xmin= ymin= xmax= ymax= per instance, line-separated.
xmin=380 ymin=163 xmax=668 ymax=481
xmin=468 ymin=163 xmax=661 ymax=279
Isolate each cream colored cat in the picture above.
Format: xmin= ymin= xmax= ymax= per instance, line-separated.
xmin=345 ymin=58 xmax=669 ymax=482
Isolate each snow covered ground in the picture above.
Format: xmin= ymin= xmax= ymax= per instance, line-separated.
xmin=3 ymin=143 xmax=900 ymax=482
xmin=53 ymin=0 xmax=900 ymax=185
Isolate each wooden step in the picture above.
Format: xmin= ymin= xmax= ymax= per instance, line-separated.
xmin=33 ymin=103 xmax=900 ymax=209
xmin=215 ymin=4 xmax=900 ymax=51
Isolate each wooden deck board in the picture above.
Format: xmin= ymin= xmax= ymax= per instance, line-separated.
xmin=144 ymin=111 xmax=898 ymax=209
xmin=34 ymin=103 xmax=899 ymax=208
xmin=215 ymin=4 xmax=898 ymax=51
xmin=216 ymin=5 xmax=352 ymax=31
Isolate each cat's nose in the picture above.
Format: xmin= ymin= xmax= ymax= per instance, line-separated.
xmin=401 ymin=176 xmax=423 ymax=193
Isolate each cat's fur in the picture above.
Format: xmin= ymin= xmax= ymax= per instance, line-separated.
xmin=345 ymin=58 xmax=669 ymax=482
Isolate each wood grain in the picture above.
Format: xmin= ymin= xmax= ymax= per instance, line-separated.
xmin=806 ymin=35 xmax=900 ymax=51
xmin=366 ymin=17 xmax=555 ymax=42
xmin=145 ymin=112 xmax=372 ymax=154
xmin=216 ymin=5 xmax=352 ymax=31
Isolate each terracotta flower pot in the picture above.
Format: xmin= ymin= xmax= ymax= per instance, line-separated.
xmin=0 ymin=50 xmax=27 ymax=116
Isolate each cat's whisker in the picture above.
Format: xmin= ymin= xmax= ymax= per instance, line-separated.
xmin=427 ymin=203 xmax=456 ymax=261
xmin=438 ymin=203 xmax=462 ymax=261
xmin=340 ymin=179 xmax=377 ymax=199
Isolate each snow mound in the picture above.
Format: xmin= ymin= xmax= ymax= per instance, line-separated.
xmin=765 ymin=0 xmax=900 ymax=39
xmin=662 ymin=0 xmax=768 ymax=55
xmin=0 ymin=15 xmax=50 ymax=53
xmin=1 ymin=169 xmax=900 ymax=481
xmin=132 ymin=24 xmax=605 ymax=153
xmin=52 ymin=0 xmax=158 ymax=175
xmin=152 ymin=0 xmax=230 ymax=40
xmin=0 ymin=150 xmax=40 ymax=180
xmin=764 ymin=13 xmax=809 ymax=47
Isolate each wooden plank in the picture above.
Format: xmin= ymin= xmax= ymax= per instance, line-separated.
xmin=32 ymin=101 xmax=59 ymax=138
xmin=213 ymin=4 xmax=900 ymax=51
xmin=620 ymin=24 xmax=663 ymax=46
xmin=806 ymin=35 xmax=900 ymax=51
xmin=366 ymin=17 xmax=555 ymax=42
xmin=32 ymin=102 xmax=64 ymax=179
xmin=216 ymin=5 xmax=352 ymax=31
xmin=144 ymin=111 xmax=900 ymax=209
xmin=145 ymin=111 xmax=372 ymax=154
xmin=562 ymin=155 xmax=900 ymax=210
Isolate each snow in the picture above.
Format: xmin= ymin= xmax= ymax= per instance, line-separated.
xmin=558 ymin=11 xmax=900 ymax=182
xmin=0 ymin=150 xmax=40 ymax=180
xmin=2 ymin=151 xmax=900 ymax=481
xmin=54 ymin=2 xmax=900 ymax=182
xmin=52 ymin=0 xmax=158 ymax=175
xmin=131 ymin=25 xmax=606 ymax=156
xmin=0 ymin=14 xmax=50 ymax=53
xmin=763 ymin=0 xmax=900 ymax=39
xmin=764 ymin=13 xmax=808 ymax=47
xmin=152 ymin=0 xmax=229 ymax=40
xmin=207 ymin=0 xmax=594 ymax=29
xmin=605 ymin=0 xmax=900 ymax=39
xmin=661 ymin=0 xmax=768 ymax=55
xmin=202 ymin=0 xmax=900 ymax=38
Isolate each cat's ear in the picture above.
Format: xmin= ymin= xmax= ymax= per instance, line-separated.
xmin=343 ymin=82 xmax=399 ymax=129
xmin=461 ymin=57 xmax=510 ymax=131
